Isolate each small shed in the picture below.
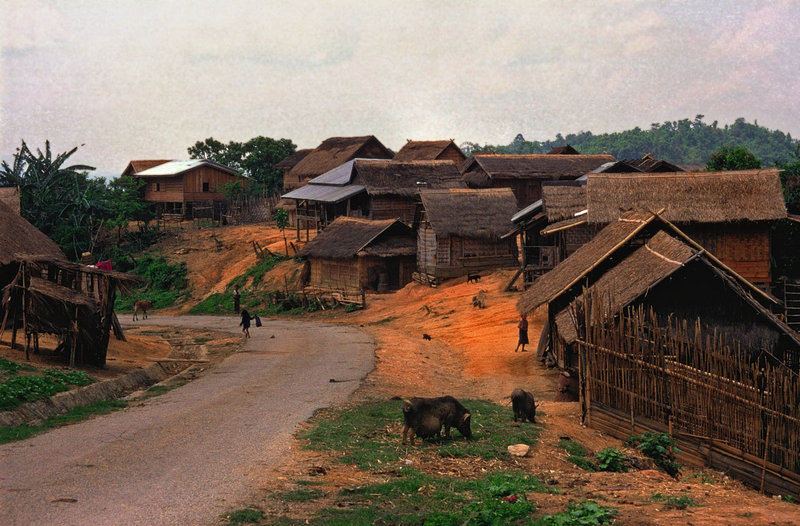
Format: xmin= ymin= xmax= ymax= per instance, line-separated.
xmin=417 ymin=188 xmax=519 ymax=280
xmin=283 ymin=136 xmax=393 ymax=192
xmin=130 ymin=159 xmax=244 ymax=219
xmin=298 ymin=217 xmax=416 ymax=293
xmin=460 ymin=154 xmax=614 ymax=208
xmin=393 ymin=140 xmax=466 ymax=165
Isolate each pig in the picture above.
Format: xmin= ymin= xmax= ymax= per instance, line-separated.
xmin=511 ymin=388 xmax=536 ymax=423
xmin=401 ymin=396 xmax=472 ymax=445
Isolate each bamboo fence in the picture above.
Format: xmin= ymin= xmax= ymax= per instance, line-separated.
xmin=575 ymin=298 xmax=799 ymax=495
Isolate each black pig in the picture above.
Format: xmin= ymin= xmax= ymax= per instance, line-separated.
xmin=401 ymin=396 xmax=472 ymax=445
xmin=511 ymin=388 xmax=536 ymax=423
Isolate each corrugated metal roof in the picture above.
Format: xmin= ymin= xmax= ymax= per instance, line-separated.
xmin=282 ymin=184 xmax=366 ymax=203
xmin=511 ymin=199 xmax=542 ymax=223
xmin=135 ymin=159 xmax=238 ymax=177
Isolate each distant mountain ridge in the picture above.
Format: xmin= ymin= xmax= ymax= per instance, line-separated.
xmin=463 ymin=116 xmax=799 ymax=168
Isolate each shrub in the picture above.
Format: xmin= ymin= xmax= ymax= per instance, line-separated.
xmin=595 ymin=447 xmax=627 ymax=472
xmin=567 ymin=456 xmax=597 ymax=472
xmin=539 ymin=500 xmax=618 ymax=525
xmin=651 ymin=492 xmax=701 ymax=509
xmin=627 ymin=432 xmax=682 ymax=477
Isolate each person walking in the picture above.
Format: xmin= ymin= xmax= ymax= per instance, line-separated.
xmin=233 ymin=285 xmax=241 ymax=314
xmin=514 ymin=314 xmax=529 ymax=352
xmin=239 ymin=309 xmax=254 ymax=338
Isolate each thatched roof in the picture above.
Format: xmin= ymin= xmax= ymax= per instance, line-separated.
xmin=540 ymin=215 xmax=587 ymax=236
xmin=286 ymin=136 xmax=393 ymax=183
xmin=542 ymin=182 xmax=587 ymax=221
xmin=0 ymin=201 xmax=64 ymax=266
xmin=461 ymin=154 xmax=615 ymax=188
xmin=625 ymin=154 xmax=683 ymax=173
xmin=121 ymin=160 xmax=171 ymax=177
xmin=355 ymin=160 xmax=466 ymax=198
xmin=0 ymin=186 xmax=20 ymax=215
xmin=393 ymin=140 xmax=465 ymax=162
xmin=419 ymin=188 xmax=518 ymax=240
xmin=518 ymin=211 xmax=654 ymax=314
xmin=587 ymin=169 xmax=786 ymax=224
xmin=275 ymin=149 xmax=313 ymax=171
xmin=548 ymin=145 xmax=580 ymax=155
xmin=299 ymin=217 xmax=415 ymax=259
xmin=555 ymin=231 xmax=697 ymax=343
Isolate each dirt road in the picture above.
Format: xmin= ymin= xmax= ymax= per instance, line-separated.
xmin=0 ymin=316 xmax=374 ymax=526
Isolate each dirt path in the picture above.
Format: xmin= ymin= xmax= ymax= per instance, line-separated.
xmin=0 ymin=316 xmax=374 ymax=526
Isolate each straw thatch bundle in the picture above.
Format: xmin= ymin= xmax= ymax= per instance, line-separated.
xmin=542 ymin=182 xmax=587 ymax=221
xmin=355 ymin=160 xmax=466 ymax=198
xmin=461 ymin=154 xmax=615 ymax=188
xmin=0 ymin=187 xmax=20 ymax=215
xmin=393 ymin=140 xmax=465 ymax=163
xmin=517 ymin=211 xmax=654 ymax=314
xmin=274 ymin=149 xmax=312 ymax=171
xmin=0 ymin=201 xmax=64 ymax=266
xmin=298 ymin=217 xmax=415 ymax=259
xmin=419 ymin=188 xmax=518 ymax=240
xmin=287 ymin=136 xmax=393 ymax=182
xmin=587 ymin=169 xmax=786 ymax=224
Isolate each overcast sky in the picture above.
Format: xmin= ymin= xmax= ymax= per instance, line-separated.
xmin=2 ymin=1 xmax=799 ymax=178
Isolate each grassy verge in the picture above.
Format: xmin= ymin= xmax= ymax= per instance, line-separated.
xmin=217 ymin=399 xmax=618 ymax=525
xmin=190 ymin=256 xmax=286 ymax=315
xmin=0 ymin=399 xmax=128 ymax=444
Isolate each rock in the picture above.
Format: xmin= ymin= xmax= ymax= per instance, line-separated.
xmin=508 ymin=444 xmax=530 ymax=457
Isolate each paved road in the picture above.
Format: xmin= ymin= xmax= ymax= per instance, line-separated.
xmin=0 ymin=316 xmax=374 ymax=525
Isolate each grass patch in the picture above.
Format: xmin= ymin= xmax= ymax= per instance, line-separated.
xmin=1 ymin=368 xmax=95 ymax=411
xmin=567 ymin=455 xmax=598 ymax=472
xmin=536 ymin=500 xmax=618 ymax=525
xmin=189 ymin=256 xmax=288 ymax=315
xmin=651 ymin=492 xmax=701 ymax=509
xmin=557 ymin=439 xmax=587 ymax=457
xmin=221 ymin=508 xmax=265 ymax=524
xmin=0 ymin=399 xmax=127 ymax=444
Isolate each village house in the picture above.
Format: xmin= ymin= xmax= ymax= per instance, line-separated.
xmin=127 ymin=159 xmax=244 ymax=219
xmin=460 ymin=153 xmax=614 ymax=208
xmin=282 ymin=159 xmax=465 ymax=238
xmin=282 ymin=136 xmax=393 ymax=192
xmin=120 ymin=159 xmax=172 ymax=178
xmin=273 ymin=148 xmax=312 ymax=178
xmin=517 ymin=211 xmax=795 ymax=371
xmin=416 ymin=188 xmax=518 ymax=281
xmin=392 ymin=139 xmax=467 ymax=165
xmin=298 ymin=217 xmax=416 ymax=293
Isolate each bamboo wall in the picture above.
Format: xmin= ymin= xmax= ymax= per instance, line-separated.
xmin=369 ymin=197 xmax=417 ymax=223
xmin=578 ymin=304 xmax=800 ymax=498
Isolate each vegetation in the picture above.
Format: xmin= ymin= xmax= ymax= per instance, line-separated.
xmin=651 ymin=492 xmax=701 ymax=509
xmin=221 ymin=508 xmax=265 ymax=525
xmin=463 ymin=116 xmax=798 ymax=168
xmin=274 ymin=207 xmax=290 ymax=254
xmin=0 ymin=399 xmax=127 ymax=444
xmin=627 ymin=432 xmax=682 ymax=478
xmin=556 ymin=439 xmax=587 ymax=457
xmin=189 ymin=255 xmax=286 ymax=314
xmin=706 ymin=145 xmax=761 ymax=171
xmin=116 ymin=255 xmax=190 ymax=312
xmin=595 ymin=447 xmax=628 ymax=473
xmin=188 ymin=136 xmax=296 ymax=195
xmin=0 ymin=363 xmax=94 ymax=411
xmin=537 ymin=500 xmax=618 ymax=525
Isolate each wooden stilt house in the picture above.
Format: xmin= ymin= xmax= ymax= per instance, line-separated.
xmin=417 ymin=188 xmax=519 ymax=281
xmin=298 ymin=217 xmax=417 ymax=293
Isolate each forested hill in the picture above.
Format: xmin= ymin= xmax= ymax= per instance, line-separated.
xmin=463 ymin=116 xmax=798 ymax=168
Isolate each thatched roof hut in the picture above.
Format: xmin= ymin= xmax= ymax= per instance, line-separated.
xmin=460 ymin=153 xmax=614 ymax=208
xmin=355 ymin=160 xmax=465 ymax=198
xmin=587 ymin=169 xmax=786 ymax=225
xmin=548 ymin=145 xmax=581 ymax=155
xmin=0 ymin=201 xmax=64 ymax=267
xmin=299 ymin=217 xmax=416 ymax=292
xmin=0 ymin=187 xmax=21 ymax=215
xmin=542 ymin=181 xmax=587 ymax=222
xmin=284 ymin=136 xmax=393 ymax=191
xmin=393 ymin=140 xmax=466 ymax=164
xmin=275 ymin=149 xmax=313 ymax=172
xmin=419 ymin=188 xmax=518 ymax=240
xmin=594 ymin=154 xmax=684 ymax=173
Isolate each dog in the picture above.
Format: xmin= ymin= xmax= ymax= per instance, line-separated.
xmin=422 ymin=334 xmax=432 ymax=341
xmin=467 ymin=272 xmax=481 ymax=284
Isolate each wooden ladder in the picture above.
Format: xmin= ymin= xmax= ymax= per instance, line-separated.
xmin=784 ymin=281 xmax=800 ymax=332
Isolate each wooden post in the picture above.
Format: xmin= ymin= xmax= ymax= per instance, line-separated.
xmin=760 ymin=423 xmax=771 ymax=494
xmin=22 ymin=263 xmax=29 ymax=360
xmin=69 ymin=305 xmax=78 ymax=367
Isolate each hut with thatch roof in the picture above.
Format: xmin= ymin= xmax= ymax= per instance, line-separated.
xmin=298 ymin=217 xmax=416 ymax=292
xmin=0 ymin=186 xmax=21 ymax=215
xmin=274 ymin=149 xmax=313 ymax=177
xmin=517 ymin=211 xmax=794 ymax=371
xmin=282 ymin=159 xmax=465 ymax=238
xmin=128 ymin=159 xmax=245 ymax=219
xmin=0 ymin=201 xmax=139 ymax=366
xmin=393 ymin=140 xmax=466 ymax=165
xmin=460 ymin=153 xmax=614 ymax=208
xmin=283 ymin=136 xmax=393 ymax=192
xmin=417 ymin=188 xmax=518 ymax=280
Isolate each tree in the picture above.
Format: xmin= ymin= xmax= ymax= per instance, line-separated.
xmin=106 ymin=175 xmax=156 ymax=248
xmin=274 ymin=207 xmax=289 ymax=255
xmin=188 ymin=136 xmax=296 ymax=195
xmin=0 ymin=140 xmax=107 ymax=260
xmin=706 ymin=145 xmax=762 ymax=171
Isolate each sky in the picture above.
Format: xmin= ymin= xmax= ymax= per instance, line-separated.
xmin=2 ymin=0 xmax=799 ymax=179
